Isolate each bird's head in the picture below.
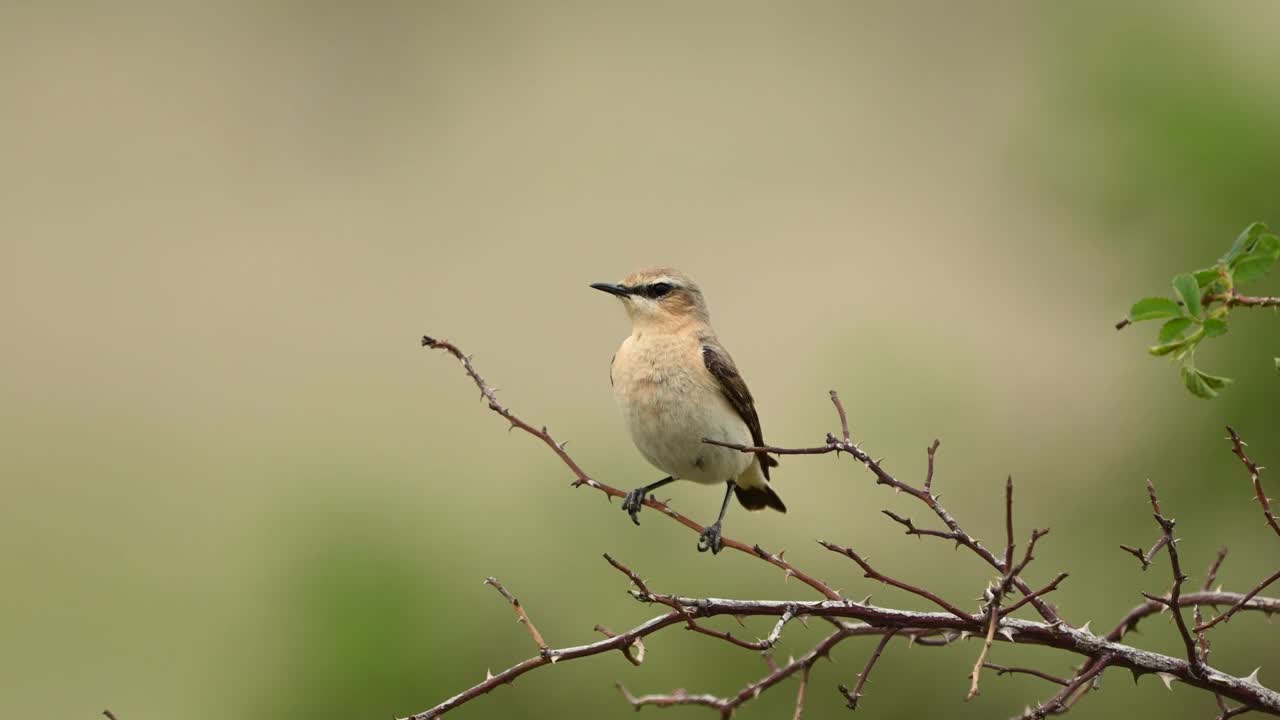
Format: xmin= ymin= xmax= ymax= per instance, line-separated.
xmin=591 ymin=267 xmax=709 ymax=329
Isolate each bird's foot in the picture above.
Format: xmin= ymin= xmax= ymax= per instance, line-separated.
xmin=697 ymin=523 xmax=724 ymax=554
xmin=621 ymin=487 xmax=648 ymax=526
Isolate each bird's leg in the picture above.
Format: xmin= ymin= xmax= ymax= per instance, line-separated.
xmin=697 ymin=480 xmax=736 ymax=554
xmin=622 ymin=476 xmax=675 ymax=526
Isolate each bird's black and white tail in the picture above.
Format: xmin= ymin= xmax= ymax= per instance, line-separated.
xmin=734 ymin=483 xmax=787 ymax=513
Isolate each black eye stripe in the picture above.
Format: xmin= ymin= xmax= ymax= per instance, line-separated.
xmin=619 ymin=282 xmax=676 ymax=299
xmin=643 ymin=282 xmax=674 ymax=299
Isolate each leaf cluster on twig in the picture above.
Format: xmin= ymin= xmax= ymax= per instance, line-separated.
xmin=1117 ymin=221 xmax=1280 ymax=397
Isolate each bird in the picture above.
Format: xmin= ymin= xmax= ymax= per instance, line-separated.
xmin=591 ymin=267 xmax=785 ymax=554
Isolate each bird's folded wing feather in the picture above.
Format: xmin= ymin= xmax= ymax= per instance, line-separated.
xmin=701 ymin=341 xmax=778 ymax=479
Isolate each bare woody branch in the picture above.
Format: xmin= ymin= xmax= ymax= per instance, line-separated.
xmin=1019 ymin=654 xmax=1113 ymax=720
xmin=838 ymin=628 xmax=899 ymax=710
xmin=408 ymin=585 xmax=1280 ymax=719
xmin=1227 ymin=426 xmax=1280 ymax=540
xmin=1196 ymin=569 xmax=1280 ymax=633
xmin=817 ymin=540 xmax=974 ymax=620
xmin=792 ymin=666 xmax=811 ymax=720
xmin=418 ymin=336 xmax=1280 ymax=720
xmin=984 ymin=663 xmax=1071 ymax=687
xmin=618 ymin=629 xmax=851 ymax=719
xmin=1195 ymin=429 xmax=1279 ymax=633
xmin=705 ymin=401 xmax=1063 ymax=625
xmin=1139 ymin=479 xmax=1207 ymax=678
xmin=1120 ymin=534 xmax=1171 ymax=571
xmin=1002 ymin=572 xmax=1069 ymax=618
xmin=483 ymin=577 xmax=547 ymax=654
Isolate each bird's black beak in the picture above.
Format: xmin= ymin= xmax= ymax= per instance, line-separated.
xmin=590 ymin=282 xmax=631 ymax=298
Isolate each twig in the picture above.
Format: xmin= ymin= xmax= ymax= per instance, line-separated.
xmin=1218 ymin=293 xmax=1280 ymax=310
xmin=881 ymin=509 xmax=962 ymax=541
xmin=409 ymin=610 xmax=687 ymax=719
xmin=1120 ymin=534 xmax=1171 ymax=571
xmin=627 ymin=629 xmax=852 ymax=718
xmin=1204 ymin=548 xmax=1230 ymax=592
xmin=1218 ymin=704 xmax=1256 ymax=720
xmin=1002 ymin=573 xmax=1069 ymax=618
xmin=484 ymin=577 xmax=548 ymax=654
xmin=1108 ymin=591 xmax=1280 ymax=641
xmin=1195 ymin=570 xmax=1280 ymax=633
xmin=830 ymin=390 xmax=851 ymax=442
xmin=617 ymin=684 xmax=728 ymax=713
xmin=985 ymin=662 xmax=1070 ymax=686
xmin=968 ymin=595 xmax=1002 ymax=701
xmin=838 ymin=629 xmax=899 ymax=710
xmin=1005 ymin=476 xmax=1017 ymax=572
xmin=763 ymin=606 xmax=797 ymax=650
xmin=1227 ymin=426 xmax=1280 ymax=540
xmin=792 ymin=666 xmax=811 ymax=720
xmin=1140 ymin=479 xmax=1206 ymax=678
xmin=603 ymin=553 xmax=653 ymax=598
xmin=594 ymin=624 xmax=643 ymax=666
xmin=968 ymin=478 xmax=1019 ymax=701
xmin=925 ymin=439 xmax=940 ymax=494
xmin=1194 ymin=561 xmax=1222 ymax=708
xmin=607 ymin=552 xmax=797 ymax=651
xmin=818 ymin=540 xmax=973 ymax=620
xmin=1022 ymin=654 xmax=1112 ymax=719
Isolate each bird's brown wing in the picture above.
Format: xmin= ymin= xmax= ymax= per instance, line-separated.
xmin=702 ymin=341 xmax=778 ymax=479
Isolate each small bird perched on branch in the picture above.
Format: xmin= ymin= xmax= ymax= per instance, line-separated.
xmin=592 ymin=267 xmax=785 ymax=554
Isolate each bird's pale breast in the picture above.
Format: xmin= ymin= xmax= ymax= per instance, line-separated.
xmin=611 ymin=332 xmax=754 ymax=485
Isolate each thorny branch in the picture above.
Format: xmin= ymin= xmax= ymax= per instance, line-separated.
xmin=838 ymin=628 xmax=898 ymax=709
xmin=1196 ymin=428 xmax=1279 ymax=632
xmin=984 ymin=662 xmax=1071 ymax=687
xmin=417 ymin=336 xmax=1280 ymax=720
xmin=817 ymin=540 xmax=973 ymax=620
xmin=1228 ymin=426 xmax=1280 ymax=540
xmin=1139 ymin=479 xmax=1207 ymax=678
xmin=484 ymin=577 xmax=547 ymax=654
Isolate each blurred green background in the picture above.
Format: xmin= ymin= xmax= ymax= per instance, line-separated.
xmin=2 ymin=2 xmax=1278 ymax=719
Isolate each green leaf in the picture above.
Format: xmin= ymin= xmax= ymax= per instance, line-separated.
xmin=1203 ymin=317 xmax=1228 ymax=337
xmin=1158 ymin=317 xmax=1193 ymax=342
xmin=1275 ymin=357 xmax=1279 ymax=374
xmin=1232 ymin=252 xmax=1279 ymax=284
xmin=1220 ymin=222 xmax=1267 ymax=264
xmin=1173 ymin=274 xmax=1202 ymax=317
xmin=1230 ymin=234 xmax=1280 ymax=285
xmin=1192 ymin=267 xmax=1222 ymax=288
xmin=1196 ymin=370 xmax=1233 ymax=391
xmin=1181 ymin=366 xmax=1218 ymax=399
xmin=1128 ymin=297 xmax=1182 ymax=322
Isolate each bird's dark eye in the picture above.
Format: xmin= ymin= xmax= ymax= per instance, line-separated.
xmin=647 ymin=282 xmax=674 ymax=298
